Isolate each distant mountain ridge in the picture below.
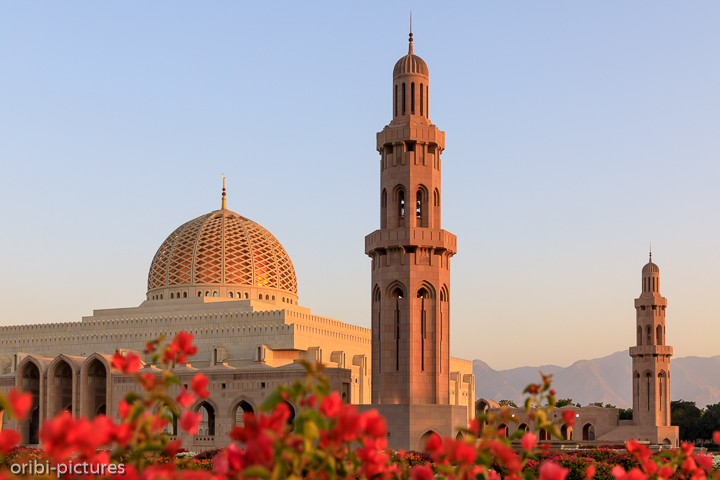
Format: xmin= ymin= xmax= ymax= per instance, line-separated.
xmin=474 ymin=351 xmax=720 ymax=409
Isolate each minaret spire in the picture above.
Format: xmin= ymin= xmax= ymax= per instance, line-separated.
xmin=408 ymin=11 xmax=413 ymax=54
xmin=221 ymin=173 xmax=227 ymax=210
xmin=649 ymin=243 xmax=652 ymax=263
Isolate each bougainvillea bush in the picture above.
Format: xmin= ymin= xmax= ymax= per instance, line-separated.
xmin=0 ymin=331 xmax=717 ymax=480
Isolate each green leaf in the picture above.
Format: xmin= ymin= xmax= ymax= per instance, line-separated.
xmin=241 ymin=466 xmax=270 ymax=479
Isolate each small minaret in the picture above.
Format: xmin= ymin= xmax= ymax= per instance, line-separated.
xmin=630 ymin=252 xmax=672 ymax=427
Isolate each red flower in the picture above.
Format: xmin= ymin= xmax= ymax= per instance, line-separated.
xmin=118 ymin=400 xmax=131 ymax=419
xmin=694 ymin=454 xmax=714 ymax=472
xmin=713 ymin=431 xmax=720 ymax=445
xmin=320 ymin=392 xmax=343 ymax=418
xmin=361 ymin=409 xmax=387 ymax=438
xmin=163 ymin=343 xmax=179 ymax=363
xmin=171 ymin=331 xmax=198 ymax=363
xmin=585 ymin=465 xmax=596 ymax=480
xmin=682 ymin=457 xmax=698 ymax=473
xmin=521 ymin=432 xmax=537 ymax=451
xmin=445 ymin=438 xmax=476 ymax=465
xmin=176 ymin=387 xmax=196 ymax=407
xmin=562 ymin=409 xmax=576 ymax=427
xmin=8 ymin=389 xmax=32 ymax=420
xmin=180 ymin=410 xmax=202 ymax=434
xmin=112 ymin=351 xmax=141 ymax=374
xmin=190 ymin=373 xmax=210 ymax=399
xmin=658 ymin=466 xmax=673 ymax=480
xmin=410 ymin=464 xmax=434 ymax=480
xmin=643 ymin=460 xmax=658 ymax=475
xmin=0 ymin=429 xmax=20 ymax=455
xmin=627 ymin=439 xmax=651 ymax=462
xmin=140 ymin=373 xmax=157 ymax=390
xmin=425 ymin=432 xmax=443 ymax=455
xmin=539 ymin=461 xmax=570 ymax=480
xmin=163 ymin=439 xmax=182 ymax=457
xmin=612 ymin=466 xmax=648 ymax=480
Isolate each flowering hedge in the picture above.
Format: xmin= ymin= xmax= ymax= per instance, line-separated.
xmin=0 ymin=331 xmax=717 ymax=480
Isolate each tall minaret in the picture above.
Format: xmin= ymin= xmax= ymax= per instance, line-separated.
xmin=365 ymin=30 xmax=457 ymax=405
xmin=630 ymin=253 xmax=672 ymax=427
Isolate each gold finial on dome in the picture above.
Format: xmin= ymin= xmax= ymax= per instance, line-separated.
xmin=221 ymin=173 xmax=227 ymax=210
xmin=409 ymin=11 xmax=413 ymax=55
xmin=649 ymin=243 xmax=652 ymax=264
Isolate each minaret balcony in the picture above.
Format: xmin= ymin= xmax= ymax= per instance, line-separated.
xmin=629 ymin=345 xmax=673 ymax=357
xmin=365 ymin=227 xmax=457 ymax=255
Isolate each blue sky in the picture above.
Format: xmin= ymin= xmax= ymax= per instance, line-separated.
xmin=1 ymin=2 xmax=719 ymax=370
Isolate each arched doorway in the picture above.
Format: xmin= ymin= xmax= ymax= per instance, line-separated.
xmin=84 ymin=359 xmax=107 ymax=419
xmin=197 ymin=402 xmax=215 ymax=436
xmin=159 ymin=406 xmax=178 ymax=436
xmin=582 ymin=423 xmax=595 ymax=441
xmin=419 ymin=430 xmax=437 ymax=451
xmin=539 ymin=429 xmax=549 ymax=441
xmin=49 ymin=360 xmax=74 ymax=418
xmin=232 ymin=400 xmax=254 ymax=428
xmin=561 ymin=424 xmax=573 ymax=440
xmin=18 ymin=361 xmax=41 ymax=444
xmin=518 ymin=423 xmax=529 ymax=433
xmin=497 ymin=423 xmax=509 ymax=438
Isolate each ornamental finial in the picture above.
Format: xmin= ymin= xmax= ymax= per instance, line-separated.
xmin=409 ymin=11 xmax=414 ymax=55
xmin=221 ymin=173 xmax=227 ymax=210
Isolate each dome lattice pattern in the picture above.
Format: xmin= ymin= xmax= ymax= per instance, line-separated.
xmin=148 ymin=211 xmax=297 ymax=294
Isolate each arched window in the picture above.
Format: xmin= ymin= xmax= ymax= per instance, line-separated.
xmin=411 ymin=82 xmax=415 ymax=114
xmin=426 ymin=85 xmax=429 ymax=117
xmin=381 ymin=189 xmax=387 ymax=207
xmin=434 ymin=188 xmax=440 ymax=206
xmin=213 ymin=292 xmax=218 ymax=297
xmin=658 ymin=372 xmax=665 ymax=410
xmin=402 ymin=83 xmax=406 ymax=115
xmin=259 ymin=294 xmax=263 ymax=300
xmin=646 ymin=326 xmax=652 ymax=345
xmin=183 ymin=292 xmax=187 ymax=298
xmin=656 ymin=325 xmax=662 ymax=345
xmin=272 ymin=295 xmax=275 ymax=300
xmin=244 ymin=293 xmax=248 ymax=299
xmin=394 ymin=84 xmax=397 ymax=117
xmin=637 ymin=325 xmax=642 ymax=346
xmin=646 ymin=373 xmax=652 ymax=411
xmin=205 ymin=291 xmax=209 ymax=297
xmin=398 ymin=190 xmax=405 ymax=218
xmin=160 ymin=294 xmax=163 ymax=299
xmin=198 ymin=292 xmax=202 ymax=297
xmin=416 ymin=190 xmax=422 ymax=219
xmin=229 ymin=292 xmax=233 ymax=298
xmin=170 ymin=293 xmax=174 ymax=299
xmin=420 ymin=83 xmax=424 ymax=116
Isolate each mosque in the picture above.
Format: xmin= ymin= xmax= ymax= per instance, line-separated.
xmin=0 ymin=30 xmax=476 ymax=451
xmin=0 ymin=28 xmax=678 ymax=451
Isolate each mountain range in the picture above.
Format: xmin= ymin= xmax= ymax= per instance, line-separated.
xmin=474 ymin=351 xmax=720 ymax=409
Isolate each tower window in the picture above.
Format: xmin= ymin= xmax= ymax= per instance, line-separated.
xmin=411 ymin=82 xmax=415 ymax=114
xmin=426 ymin=85 xmax=429 ymax=117
xmin=398 ymin=190 xmax=405 ymax=218
xmin=183 ymin=292 xmax=187 ymax=298
xmin=402 ymin=83 xmax=406 ymax=115
xmin=229 ymin=292 xmax=233 ymax=298
xmin=420 ymin=83 xmax=424 ymax=116
xmin=646 ymin=326 xmax=652 ymax=345
xmin=394 ymin=84 xmax=397 ymax=117
xmin=170 ymin=293 xmax=174 ymax=299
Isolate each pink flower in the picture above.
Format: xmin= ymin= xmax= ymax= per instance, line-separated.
xmin=180 ymin=410 xmax=202 ymax=434
xmin=521 ymin=432 xmax=537 ymax=451
xmin=176 ymin=387 xmax=196 ymax=407
xmin=585 ymin=465 xmax=596 ymax=480
xmin=562 ymin=409 xmax=576 ymax=427
xmin=361 ymin=409 xmax=387 ymax=438
xmin=658 ymin=466 xmax=673 ymax=480
xmin=713 ymin=431 xmax=720 ymax=445
xmin=539 ymin=461 xmax=570 ymax=480
xmin=190 ymin=373 xmax=210 ymax=399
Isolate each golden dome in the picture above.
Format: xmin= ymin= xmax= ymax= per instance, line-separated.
xmin=147 ymin=209 xmax=297 ymax=298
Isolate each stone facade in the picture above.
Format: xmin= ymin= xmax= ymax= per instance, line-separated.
xmin=480 ymin=256 xmax=679 ymax=447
